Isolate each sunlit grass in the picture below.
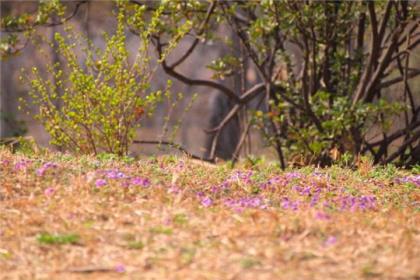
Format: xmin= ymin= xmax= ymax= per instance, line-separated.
xmin=0 ymin=148 xmax=419 ymax=279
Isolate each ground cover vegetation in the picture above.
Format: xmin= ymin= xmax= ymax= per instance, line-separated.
xmin=0 ymin=147 xmax=419 ymax=278
xmin=1 ymin=0 xmax=419 ymax=167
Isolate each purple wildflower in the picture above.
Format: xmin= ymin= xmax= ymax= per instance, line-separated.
xmin=281 ymin=197 xmax=299 ymax=211
xmin=292 ymin=185 xmax=302 ymax=192
xmin=44 ymin=187 xmax=55 ymax=196
xmin=293 ymin=185 xmax=312 ymax=196
xmin=324 ymin=236 xmax=337 ymax=247
xmin=281 ymin=197 xmax=290 ymax=209
xmin=315 ymin=211 xmax=330 ymax=220
xmin=310 ymin=193 xmax=320 ymax=207
xmin=67 ymin=212 xmax=76 ymax=220
xmin=105 ymin=169 xmax=126 ymax=179
xmin=115 ymin=264 xmax=126 ymax=273
xmin=196 ymin=191 xmax=205 ymax=199
xmin=168 ymin=185 xmax=180 ymax=194
xmin=260 ymin=176 xmax=286 ymax=191
xmin=302 ymin=187 xmax=311 ymax=196
xmin=312 ymin=170 xmax=329 ymax=179
xmin=358 ymin=195 xmax=376 ymax=210
xmin=95 ymin=178 xmax=107 ymax=187
xmin=284 ymin=172 xmax=302 ymax=182
xmin=228 ymin=170 xmax=253 ymax=184
xmin=224 ymin=199 xmax=238 ymax=211
xmin=338 ymin=195 xmax=377 ymax=211
xmin=210 ymin=181 xmax=230 ymax=193
xmin=396 ymin=175 xmax=420 ymax=187
xmin=130 ymin=177 xmax=150 ymax=187
xmin=36 ymin=162 xmax=57 ymax=176
xmin=201 ymin=197 xmax=213 ymax=207
xmin=323 ymin=201 xmax=331 ymax=209
xmin=36 ymin=168 xmax=45 ymax=176
xmin=14 ymin=160 xmax=31 ymax=171
xmin=248 ymin=197 xmax=262 ymax=207
xmin=210 ymin=185 xmax=220 ymax=193
xmin=223 ymin=196 xmax=267 ymax=210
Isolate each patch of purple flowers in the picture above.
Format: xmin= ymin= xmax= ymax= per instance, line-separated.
xmin=95 ymin=178 xmax=107 ymax=187
xmin=104 ymin=169 xmax=127 ymax=179
xmin=281 ymin=197 xmax=299 ymax=211
xmin=228 ymin=170 xmax=253 ymax=184
xmin=44 ymin=187 xmax=55 ymax=196
xmin=130 ymin=177 xmax=150 ymax=187
xmin=115 ymin=264 xmax=126 ymax=273
xmin=259 ymin=176 xmax=287 ymax=191
xmin=14 ymin=159 xmax=32 ymax=171
xmin=292 ymin=185 xmax=312 ymax=196
xmin=339 ymin=195 xmax=376 ymax=211
xmin=315 ymin=211 xmax=331 ymax=220
xmin=324 ymin=236 xmax=337 ymax=247
xmin=210 ymin=181 xmax=230 ymax=193
xmin=201 ymin=197 xmax=213 ymax=207
xmin=396 ymin=175 xmax=420 ymax=187
xmin=310 ymin=192 xmax=321 ymax=207
xmin=259 ymin=172 xmax=304 ymax=191
xmin=224 ymin=196 xmax=267 ymax=212
xmin=36 ymin=162 xmax=58 ymax=176
xmin=168 ymin=185 xmax=181 ymax=194
xmin=284 ymin=172 xmax=303 ymax=181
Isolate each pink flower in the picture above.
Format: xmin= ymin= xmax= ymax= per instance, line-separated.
xmin=36 ymin=162 xmax=57 ymax=176
xmin=168 ymin=185 xmax=180 ymax=194
xmin=130 ymin=177 xmax=151 ymax=187
xmin=315 ymin=211 xmax=331 ymax=220
xmin=201 ymin=197 xmax=213 ymax=207
xmin=14 ymin=160 xmax=30 ymax=171
xmin=324 ymin=236 xmax=337 ymax=247
xmin=105 ymin=169 xmax=126 ymax=179
xmin=115 ymin=264 xmax=126 ymax=273
xmin=44 ymin=187 xmax=55 ymax=196
xmin=95 ymin=179 xmax=107 ymax=187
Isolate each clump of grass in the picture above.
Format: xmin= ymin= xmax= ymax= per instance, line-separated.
xmin=179 ymin=247 xmax=196 ymax=265
xmin=127 ymin=241 xmax=144 ymax=250
xmin=37 ymin=233 xmax=80 ymax=245
xmin=240 ymin=257 xmax=261 ymax=269
xmin=149 ymin=226 xmax=173 ymax=235
xmin=173 ymin=213 xmax=188 ymax=226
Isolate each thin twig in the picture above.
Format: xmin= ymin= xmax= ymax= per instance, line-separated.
xmin=133 ymin=140 xmax=215 ymax=163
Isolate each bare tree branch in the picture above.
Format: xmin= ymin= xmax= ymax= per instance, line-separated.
xmin=376 ymin=68 xmax=420 ymax=89
xmin=383 ymin=129 xmax=420 ymax=164
xmin=169 ymin=1 xmax=216 ymax=69
xmin=206 ymin=104 xmax=241 ymax=133
xmin=154 ymin=36 xmax=241 ymax=103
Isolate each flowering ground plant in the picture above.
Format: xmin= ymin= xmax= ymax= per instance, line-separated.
xmin=0 ymin=147 xmax=419 ymax=278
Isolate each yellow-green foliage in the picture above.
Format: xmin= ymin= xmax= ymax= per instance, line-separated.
xmin=21 ymin=5 xmax=182 ymax=156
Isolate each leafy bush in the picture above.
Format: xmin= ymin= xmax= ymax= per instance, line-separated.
xmin=21 ymin=5 xmax=180 ymax=156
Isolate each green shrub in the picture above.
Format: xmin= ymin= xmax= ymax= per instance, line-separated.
xmin=21 ymin=5 xmax=184 ymax=156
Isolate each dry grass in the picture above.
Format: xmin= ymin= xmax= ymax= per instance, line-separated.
xmin=0 ymin=148 xmax=419 ymax=280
